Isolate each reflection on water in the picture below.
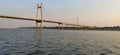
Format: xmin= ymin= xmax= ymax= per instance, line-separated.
xmin=0 ymin=29 xmax=120 ymax=55
xmin=26 ymin=30 xmax=46 ymax=55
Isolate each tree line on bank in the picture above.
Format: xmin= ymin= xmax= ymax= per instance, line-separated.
xmin=19 ymin=26 xmax=120 ymax=31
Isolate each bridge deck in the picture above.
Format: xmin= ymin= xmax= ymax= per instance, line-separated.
xmin=0 ymin=15 xmax=84 ymax=26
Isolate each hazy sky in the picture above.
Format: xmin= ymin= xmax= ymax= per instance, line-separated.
xmin=0 ymin=0 xmax=120 ymax=28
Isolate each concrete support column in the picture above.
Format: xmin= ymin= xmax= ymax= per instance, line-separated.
xmin=69 ymin=25 xmax=71 ymax=30
xmin=78 ymin=26 xmax=80 ymax=30
xmin=35 ymin=3 xmax=43 ymax=30
xmin=36 ymin=4 xmax=39 ymax=29
xmin=72 ymin=25 xmax=74 ymax=30
xmin=36 ymin=21 xmax=39 ymax=29
xmin=66 ymin=24 xmax=68 ymax=30
xmin=77 ymin=26 xmax=79 ymax=30
xmin=40 ymin=3 xmax=43 ymax=30
xmin=76 ymin=26 xmax=78 ymax=30
xmin=70 ymin=25 xmax=72 ymax=30
xmin=58 ymin=24 xmax=61 ymax=30
xmin=61 ymin=24 xmax=63 ymax=30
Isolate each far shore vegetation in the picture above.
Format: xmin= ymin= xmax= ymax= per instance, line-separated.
xmin=18 ymin=26 xmax=120 ymax=31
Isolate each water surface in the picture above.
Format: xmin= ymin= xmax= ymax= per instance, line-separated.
xmin=0 ymin=29 xmax=120 ymax=55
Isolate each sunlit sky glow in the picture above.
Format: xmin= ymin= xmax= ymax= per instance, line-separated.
xmin=0 ymin=0 xmax=120 ymax=28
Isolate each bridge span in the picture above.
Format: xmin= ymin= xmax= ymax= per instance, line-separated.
xmin=0 ymin=15 xmax=85 ymax=29
xmin=0 ymin=3 xmax=86 ymax=30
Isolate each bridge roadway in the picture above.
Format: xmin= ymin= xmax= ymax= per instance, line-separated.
xmin=0 ymin=15 xmax=85 ymax=27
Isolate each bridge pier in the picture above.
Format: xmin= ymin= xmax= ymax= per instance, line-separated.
xmin=36 ymin=22 xmax=39 ymax=29
xmin=66 ymin=24 xmax=69 ymax=30
xmin=73 ymin=25 xmax=75 ymax=30
xmin=76 ymin=25 xmax=78 ymax=30
xmin=78 ymin=26 xmax=80 ymax=30
xmin=36 ymin=4 xmax=39 ymax=29
xmin=70 ymin=25 xmax=72 ymax=30
xmin=35 ymin=3 xmax=43 ymax=30
xmin=67 ymin=25 xmax=70 ymax=30
xmin=40 ymin=3 xmax=43 ymax=30
xmin=61 ymin=24 xmax=63 ymax=30
xmin=69 ymin=25 xmax=71 ymax=30
xmin=58 ymin=23 xmax=61 ymax=30
xmin=77 ymin=26 xmax=79 ymax=30
xmin=58 ymin=24 xmax=63 ymax=30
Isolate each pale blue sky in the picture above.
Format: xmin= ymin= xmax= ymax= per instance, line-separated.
xmin=0 ymin=0 xmax=120 ymax=28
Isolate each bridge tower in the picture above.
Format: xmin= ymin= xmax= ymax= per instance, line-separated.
xmin=36 ymin=3 xmax=43 ymax=30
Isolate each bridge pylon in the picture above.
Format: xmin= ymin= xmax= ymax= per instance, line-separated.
xmin=36 ymin=3 xmax=43 ymax=30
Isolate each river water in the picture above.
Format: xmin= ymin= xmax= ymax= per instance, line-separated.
xmin=0 ymin=29 xmax=120 ymax=55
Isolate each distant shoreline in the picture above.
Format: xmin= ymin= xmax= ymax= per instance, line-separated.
xmin=0 ymin=26 xmax=120 ymax=31
xmin=16 ymin=26 xmax=120 ymax=31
